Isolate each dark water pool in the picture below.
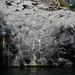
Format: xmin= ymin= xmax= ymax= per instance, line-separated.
xmin=0 ymin=67 xmax=75 ymax=75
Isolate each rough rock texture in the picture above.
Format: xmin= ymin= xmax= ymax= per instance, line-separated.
xmin=0 ymin=0 xmax=75 ymax=67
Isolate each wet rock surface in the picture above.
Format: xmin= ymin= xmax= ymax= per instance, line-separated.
xmin=0 ymin=0 xmax=75 ymax=67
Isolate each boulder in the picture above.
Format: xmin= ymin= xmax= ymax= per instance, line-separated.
xmin=0 ymin=0 xmax=75 ymax=67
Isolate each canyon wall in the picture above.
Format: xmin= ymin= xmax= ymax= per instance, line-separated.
xmin=0 ymin=0 xmax=75 ymax=67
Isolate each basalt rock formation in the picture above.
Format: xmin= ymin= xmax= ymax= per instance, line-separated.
xmin=0 ymin=0 xmax=75 ymax=67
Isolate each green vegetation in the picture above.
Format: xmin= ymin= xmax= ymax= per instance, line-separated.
xmin=70 ymin=0 xmax=75 ymax=12
xmin=59 ymin=0 xmax=75 ymax=12
xmin=59 ymin=0 xmax=71 ymax=9
xmin=71 ymin=8 xmax=75 ymax=12
xmin=71 ymin=0 xmax=75 ymax=3
xmin=64 ymin=0 xmax=75 ymax=3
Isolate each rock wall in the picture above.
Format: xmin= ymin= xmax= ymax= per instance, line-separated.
xmin=0 ymin=0 xmax=75 ymax=67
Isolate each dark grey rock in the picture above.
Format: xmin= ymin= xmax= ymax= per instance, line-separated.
xmin=20 ymin=45 xmax=30 ymax=51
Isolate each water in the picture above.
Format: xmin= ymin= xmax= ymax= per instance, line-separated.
xmin=0 ymin=67 xmax=75 ymax=75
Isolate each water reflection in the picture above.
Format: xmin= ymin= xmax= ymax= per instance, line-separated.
xmin=0 ymin=67 xmax=75 ymax=75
